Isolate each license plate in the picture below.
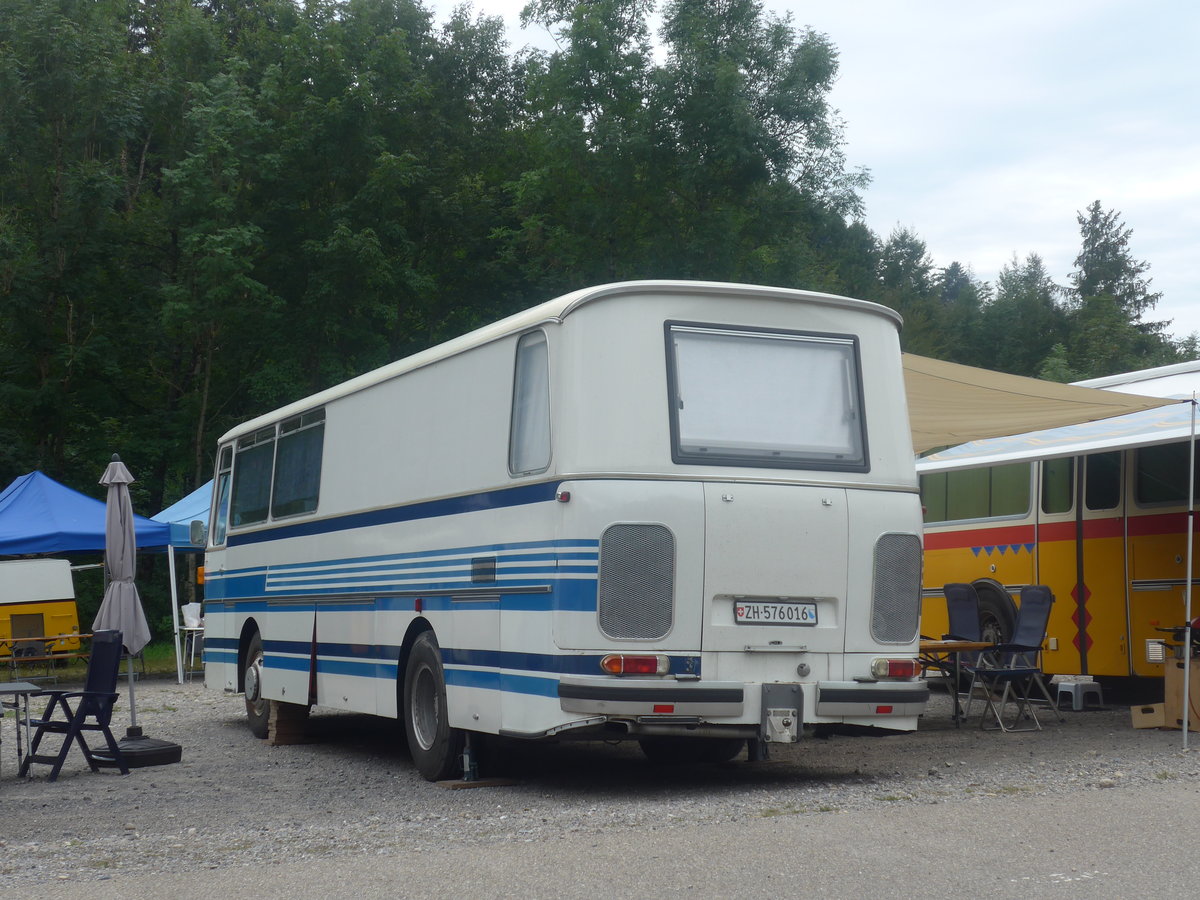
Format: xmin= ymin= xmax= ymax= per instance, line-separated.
xmin=734 ymin=600 xmax=818 ymax=626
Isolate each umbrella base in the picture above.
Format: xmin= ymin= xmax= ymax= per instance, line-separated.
xmin=95 ymin=727 xmax=182 ymax=768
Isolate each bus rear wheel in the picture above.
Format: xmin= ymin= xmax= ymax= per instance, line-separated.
xmin=244 ymin=631 xmax=269 ymax=739
xmin=404 ymin=631 xmax=464 ymax=781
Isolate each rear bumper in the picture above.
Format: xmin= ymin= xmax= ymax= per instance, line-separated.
xmin=558 ymin=676 xmax=930 ymax=722
xmin=815 ymin=680 xmax=929 ymax=717
xmin=558 ymin=676 xmax=744 ymax=717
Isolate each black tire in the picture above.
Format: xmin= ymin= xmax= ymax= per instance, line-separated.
xmin=976 ymin=584 xmax=1016 ymax=645
xmin=639 ymin=736 xmax=745 ymax=765
xmin=403 ymin=631 xmax=464 ymax=781
xmin=244 ymin=631 xmax=269 ymax=739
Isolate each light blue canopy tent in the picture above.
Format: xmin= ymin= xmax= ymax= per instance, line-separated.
xmin=151 ymin=481 xmax=212 ymax=549
xmin=152 ymin=481 xmax=212 ymax=682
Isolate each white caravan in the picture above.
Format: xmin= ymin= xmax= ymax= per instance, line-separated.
xmin=201 ymin=281 xmax=927 ymax=779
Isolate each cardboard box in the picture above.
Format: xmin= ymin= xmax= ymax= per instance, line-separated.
xmin=1162 ymin=660 xmax=1200 ymax=731
xmin=1131 ymin=703 xmax=1165 ymax=729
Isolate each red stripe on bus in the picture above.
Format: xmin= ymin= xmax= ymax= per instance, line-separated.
xmin=927 ymin=511 xmax=1188 ymax=551
xmin=923 ymin=524 xmax=1034 ymax=551
xmin=1128 ymin=512 xmax=1189 ymax=536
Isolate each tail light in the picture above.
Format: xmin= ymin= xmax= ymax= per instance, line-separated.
xmin=600 ymin=654 xmax=669 ymax=676
xmin=871 ymin=657 xmax=921 ymax=679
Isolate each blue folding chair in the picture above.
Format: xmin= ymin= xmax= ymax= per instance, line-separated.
xmin=969 ymin=586 xmax=1062 ymax=732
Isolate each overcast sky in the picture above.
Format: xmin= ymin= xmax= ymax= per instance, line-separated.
xmin=427 ymin=1 xmax=1200 ymax=340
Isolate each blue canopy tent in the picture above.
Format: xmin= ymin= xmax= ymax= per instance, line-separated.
xmin=0 ymin=471 xmax=171 ymax=555
xmin=151 ymin=481 xmax=212 ymax=682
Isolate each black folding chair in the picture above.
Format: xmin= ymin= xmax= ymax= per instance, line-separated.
xmin=969 ymin=586 xmax=1062 ymax=732
xmin=19 ymin=630 xmax=129 ymax=781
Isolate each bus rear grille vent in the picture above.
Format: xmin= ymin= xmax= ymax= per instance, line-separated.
xmin=871 ymin=532 xmax=922 ymax=643
xmin=598 ymin=524 xmax=675 ymax=640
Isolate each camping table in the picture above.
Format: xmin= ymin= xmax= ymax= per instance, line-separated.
xmin=0 ymin=681 xmax=40 ymax=776
xmin=919 ymin=639 xmax=995 ymax=726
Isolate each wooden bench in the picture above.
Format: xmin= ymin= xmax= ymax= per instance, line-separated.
xmin=1 ymin=635 xmax=91 ymax=683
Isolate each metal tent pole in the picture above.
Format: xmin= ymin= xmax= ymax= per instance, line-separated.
xmin=1185 ymin=397 xmax=1196 ymax=750
xmin=167 ymin=545 xmax=183 ymax=684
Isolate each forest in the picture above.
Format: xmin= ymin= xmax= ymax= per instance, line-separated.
xmin=2 ymin=0 xmax=1194 ymax=519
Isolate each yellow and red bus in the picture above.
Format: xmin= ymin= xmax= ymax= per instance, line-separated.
xmin=917 ymin=364 xmax=1199 ymax=684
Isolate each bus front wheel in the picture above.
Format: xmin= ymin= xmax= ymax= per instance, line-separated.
xmin=244 ymin=631 xmax=269 ymax=739
xmin=404 ymin=631 xmax=464 ymax=781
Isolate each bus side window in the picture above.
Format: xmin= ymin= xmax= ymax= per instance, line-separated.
xmin=1041 ymin=457 xmax=1074 ymax=514
xmin=509 ymin=331 xmax=551 ymax=475
xmin=231 ymin=427 xmax=276 ymax=527
xmin=212 ymin=445 xmax=234 ymax=546
xmin=1135 ymin=441 xmax=1195 ymax=505
xmin=1084 ymin=451 xmax=1121 ymax=510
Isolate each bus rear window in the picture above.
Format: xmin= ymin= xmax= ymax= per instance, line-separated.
xmin=666 ymin=324 xmax=867 ymax=471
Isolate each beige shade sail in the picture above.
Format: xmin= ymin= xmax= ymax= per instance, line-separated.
xmin=902 ymin=353 xmax=1177 ymax=455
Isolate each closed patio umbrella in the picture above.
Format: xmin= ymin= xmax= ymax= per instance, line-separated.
xmin=92 ymin=454 xmax=181 ymax=767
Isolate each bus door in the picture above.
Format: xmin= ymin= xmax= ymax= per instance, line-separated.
xmin=1126 ymin=441 xmax=1196 ymax=677
xmin=1035 ymin=456 xmax=1077 ymax=676
xmin=1075 ymin=451 xmax=1130 ymax=677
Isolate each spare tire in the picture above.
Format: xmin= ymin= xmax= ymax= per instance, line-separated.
xmin=975 ymin=582 xmax=1017 ymax=645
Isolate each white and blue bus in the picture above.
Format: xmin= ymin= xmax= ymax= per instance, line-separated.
xmin=201 ymin=281 xmax=927 ymax=779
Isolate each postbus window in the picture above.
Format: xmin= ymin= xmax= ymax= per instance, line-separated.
xmin=945 ymin=467 xmax=989 ymax=520
xmin=990 ymin=463 xmax=1031 ymax=517
xmin=1041 ymin=457 xmax=1074 ymax=514
xmin=922 ymin=463 xmax=1030 ymax=523
xmin=509 ymin=331 xmax=551 ymax=475
xmin=272 ymin=409 xmax=325 ymax=518
xmin=230 ymin=427 xmax=275 ymax=527
xmin=1136 ymin=441 xmax=1198 ymax=505
xmin=1084 ymin=451 xmax=1121 ymax=510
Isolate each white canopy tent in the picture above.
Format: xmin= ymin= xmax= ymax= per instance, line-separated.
xmin=151 ymin=482 xmax=212 ymax=684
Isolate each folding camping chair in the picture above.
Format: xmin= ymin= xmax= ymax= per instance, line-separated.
xmin=19 ymin=630 xmax=129 ymax=781
xmin=969 ymin=586 xmax=1062 ymax=732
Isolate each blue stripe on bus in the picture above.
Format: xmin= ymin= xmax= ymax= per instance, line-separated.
xmin=264 ymin=564 xmax=597 ymax=589
xmin=261 ymin=553 xmax=598 ymax=579
xmin=253 ymin=643 xmax=702 ymax=679
xmin=443 ymin=668 xmax=561 ymax=698
xmin=237 ymin=539 xmax=599 ymax=574
xmin=204 ymin=577 xmax=598 ymax=611
xmin=228 ymin=481 xmax=561 ymax=547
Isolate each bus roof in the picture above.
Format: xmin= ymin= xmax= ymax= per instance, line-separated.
xmin=219 ymin=280 xmax=899 ymax=444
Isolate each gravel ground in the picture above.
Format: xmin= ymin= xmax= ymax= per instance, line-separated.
xmin=0 ymin=675 xmax=1192 ymax=888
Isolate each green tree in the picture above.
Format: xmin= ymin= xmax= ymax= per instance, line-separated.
xmin=977 ymin=253 xmax=1066 ymax=376
xmin=1064 ymin=202 xmax=1177 ymax=377
xmin=933 ymin=261 xmax=988 ymax=365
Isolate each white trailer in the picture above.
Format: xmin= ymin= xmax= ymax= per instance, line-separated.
xmin=200 ymin=281 xmax=927 ymax=779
